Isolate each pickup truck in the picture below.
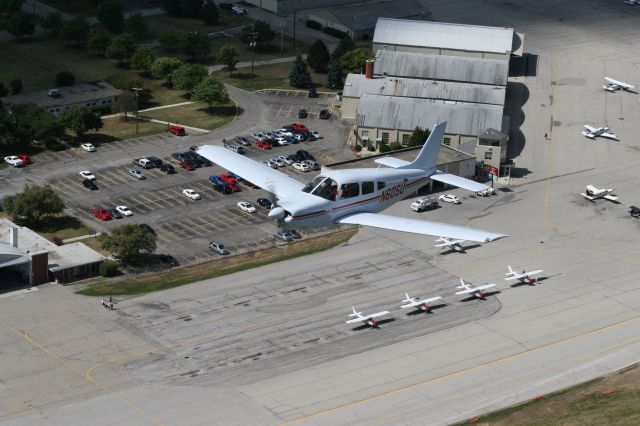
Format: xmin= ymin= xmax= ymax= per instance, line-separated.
xmin=410 ymin=197 xmax=439 ymax=212
xmin=133 ymin=158 xmax=154 ymax=169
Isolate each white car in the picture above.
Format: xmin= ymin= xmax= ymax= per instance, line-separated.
xmin=439 ymin=194 xmax=461 ymax=204
xmin=81 ymin=143 xmax=96 ymax=152
xmin=476 ymin=187 xmax=496 ymax=197
xmin=262 ymin=160 xmax=278 ymax=169
xmin=310 ymin=130 xmax=322 ymax=139
xmin=231 ymin=5 xmax=247 ymax=14
xmin=182 ymin=189 xmax=201 ymax=200
xmin=275 ymin=137 xmax=290 ymax=146
xmin=79 ymin=170 xmax=96 ymax=181
xmin=277 ymin=155 xmax=293 ymax=165
xmin=277 ymin=128 xmax=293 ymax=137
xmin=4 ymin=156 xmax=23 ymax=167
xmin=272 ymin=157 xmax=287 ymax=167
xmin=293 ymin=162 xmax=311 ymax=172
xmin=115 ymin=205 xmax=133 ymax=216
xmin=237 ymin=201 xmax=256 ymax=213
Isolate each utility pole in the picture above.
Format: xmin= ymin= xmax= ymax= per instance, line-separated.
xmin=350 ymin=15 xmax=355 ymax=40
xmin=280 ymin=22 xmax=284 ymax=55
xmin=292 ymin=8 xmax=297 ymax=51
xmin=249 ymin=32 xmax=258 ymax=88
xmin=132 ymin=87 xmax=143 ymax=136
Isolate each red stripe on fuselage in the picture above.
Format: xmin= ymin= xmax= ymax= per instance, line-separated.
xmin=292 ymin=210 xmax=326 ymax=219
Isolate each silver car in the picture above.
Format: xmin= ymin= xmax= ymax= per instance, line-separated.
xmin=209 ymin=241 xmax=229 ymax=254
xmin=129 ymin=169 xmax=145 ymax=180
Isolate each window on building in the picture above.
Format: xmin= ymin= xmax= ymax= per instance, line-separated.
xmin=362 ymin=130 xmax=368 ymax=137
xmin=443 ymin=137 xmax=451 ymax=146
xmin=340 ymin=183 xmax=360 ymax=199
xmin=484 ymin=151 xmax=493 ymax=160
xmin=377 ymin=181 xmax=386 ymax=190
xmin=381 ymin=132 xmax=390 ymax=144
xmin=401 ymin=134 xmax=410 ymax=145
xmin=361 ymin=181 xmax=374 ymax=195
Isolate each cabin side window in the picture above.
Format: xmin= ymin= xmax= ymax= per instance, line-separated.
xmin=310 ymin=177 xmax=338 ymax=201
xmin=340 ymin=183 xmax=360 ymax=199
xmin=377 ymin=181 xmax=386 ymax=190
xmin=361 ymin=181 xmax=374 ymax=195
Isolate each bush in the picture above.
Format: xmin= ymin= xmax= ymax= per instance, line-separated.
xmin=367 ymin=145 xmax=375 ymax=152
xmin=379 ymin=144 xmax=391 ymax=153
xmin=99 ymin=260 xmax=119 ymax=277
xmin=388 ymin=142 xmax=401 ymax=151
xmin=306 ymin=20 xmax=322 ymax=30
xmin=52 ymin=236 xmax=63 ymax=246
xmin=355 ymin=144 xmax=362 ymax=152
xmin=323 ymin=27 xmax=348 ymax=39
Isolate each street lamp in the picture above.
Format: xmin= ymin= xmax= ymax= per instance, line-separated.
xmin=249 ymin=32 xmax=258 ymax=87
xmin=132 ymin=87 xmax=143 ymax=136
xmin=350 ymin=15 xmax=355 ymax=40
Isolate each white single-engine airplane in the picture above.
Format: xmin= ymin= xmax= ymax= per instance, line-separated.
xmin=582 ymin=125 xmax=617 ymax=140
xmin=197 ymin=122 xmax=506 ymax=243
xmin=400 ymin=292 xmax=442 ymax=312
xmin=434 ymin=237 xmax=466 ymax=252
xmin=455 ymin=278 xmax=496 ymax=299
xmin=505 ymin=265 xmax=544 ymax=285
xmin=603 ymin=77 xmax=635 ymax=92
xmin=581 ymin=185 xmax=618 ymax=202
xmin=346 ymin=306 xmax=391 ymax=327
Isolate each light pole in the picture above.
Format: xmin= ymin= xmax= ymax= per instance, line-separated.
xmin=350 ymin=15 xmax=356 ymax=40
xmin=249 ymin=32 xmax=258 ymax=88
xmin=132 ymin=87 xmax=143 ymax=136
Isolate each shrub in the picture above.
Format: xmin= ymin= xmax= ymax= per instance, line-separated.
xmin=367 ymin=145 xmax=375 ymax=152
xmin=52 ymin=236 xmax=63 ymax=246
xmin=323 ymin=27 xmax=348 ymax=39
xmin=306 ymin=20 xmax=322 ymax=30
xmin=389 ymin=142 xmax=402 ymax=151
xmin=379 ymin=144 xmax=391 ymax=153
xmin=355 ymin=144 xmax=362 ymax=152
xmin=99 ymin=260 xmax=119 ymax=277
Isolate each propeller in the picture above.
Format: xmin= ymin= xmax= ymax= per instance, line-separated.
xmin=264 ymin=183 xmax=288 ymax=227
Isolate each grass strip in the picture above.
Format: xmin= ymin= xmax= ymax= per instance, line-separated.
xmin=77 ymin=228 xmax=357 ymax=296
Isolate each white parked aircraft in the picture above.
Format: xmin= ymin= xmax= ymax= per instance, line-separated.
xmin=582 ymin=125 xmax=617 ymax=140
xmin=603 ymin=77 xmax=635 ymax=92
xmin=197 ymin=122 xmax=506 ymax=243
xmin=400 ymin=292 xmax=442 ymax=312
xmin=346 ymin=306 xmax=391 ymax=327
xmin=505 ymin=265 xmax=544 ymax=285
xmin=625 ymin=0 xmax=640 ymax=4
xmin=580 ymin=185 xmax=618 ymax=202
xmin=434 ymin=237 xmax=465 ymax=252
xmin=455 ymin=278 xmax=496 ymax=299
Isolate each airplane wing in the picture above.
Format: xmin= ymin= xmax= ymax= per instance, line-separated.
xmin=429 ymin=172 xmax=489 ymax=192
xmin=346 ymin=310 xmax=389 ymax=323
xmin=525 ymin=269 xmax=544 ymax=276
xmin=601 ymin=132 xmax=618 ymax=139
xmin=346 ymin=316 xmax=364 ymax=324
xmin=475 ymin=284 xmax=496 ymax=291
xmin=196 ymin=145 xmax=305 ymax=198
xmin=337 ymin=213 xmax=506 ymax=243
xmin=582 ymin=131 xmax=596 ymax=139
xmin=505 ymin=273 xmax=525 ymax=281
xmin=455 ymin=288 xmax=475 ymax=295
xmin=584 ymin=125 xmax=597 ymax=132
xmin=604 ymin=194 xmax=619 ymax=201
xmin=581 ymin=193 xmax=596 ymax=201
xmin=374 ymin=157 xmax=411 ymax=168
xmin=401 ymin=296 xmax=442 ymax=309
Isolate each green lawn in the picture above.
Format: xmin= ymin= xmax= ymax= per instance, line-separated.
xmin=214 ymin=61 xmax=334 ymax=91
xmin=141 ymin=101 xmax=237 ymax=130
xmin=85 ymin=117 xmax=168 ymax=142
xmin=30 ymin=214 xmax=93 ymax=242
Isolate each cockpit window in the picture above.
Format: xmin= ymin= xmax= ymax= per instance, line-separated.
xmin=310 ymin=177 xmax=338 ymax=200
xmin=362 ymin=181 xmax=374 ymax=195
xmin=377 ymin=181 xmax=386 ymax=190
xmin=302 ymin=176 xmax=326 ymax=193
xmin=340 ymin=183 xmax=360 ymax=199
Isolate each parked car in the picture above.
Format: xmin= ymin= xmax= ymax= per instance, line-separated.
xmin=283 ymin=230 xmax=301 ymax=239
xmin=115 ymin=205 xmax=133 ymax=216
xmin=219 ymin=173 xmax=237 ymax=184
xmin=476 ymin=187 xmax=496 ymax=197
xmin=250 ymin=132 xmax=262 ymax=140
xmin=225 ymin=144 xmax=245 ymax=154
xmin=168 ymin=125 xmax=186 ymax=136
xmin=82 ymin=179 xmax=98 ymax=190
xmin=308 ymin=88 xmax=318 ymax=98
xmin=134 ymin=158 xmax=154 ymax=169
xmin=160 ymin=164 xmax=176 ymax=174
xmin=231 ymin=5 xmax=247 ymax=14
xmin=209 ymin=240 xmax=229 ymax=254
xmin=310 ymin=130 xmax=322 ymax=139
xmin=410 ymin=198 xmax=439 ymax=212
xmin=237 ymin=201 xmax=257 ymax=213
xmin=235 ymin=136 xmax=251 ymax=146
xmin=223 ymin=171 xmax=243 ymax=182
xmin=304 ymin=131 xmax=317 ymax=141
xmin=272 ymin=157 xmax=287 ymax=167
xmin=262 ymin=160 xmax=279 ymax=169
xmin=146 ymin=156 xmax=163 ymax=167
xmin=277 ymin=155 xmax=293 ymax=165
xmin=297 ymin=109 xmax=308 ymax=118
xmin=138 ymin=223 xmax=156 ymax=234
xmin=209 ymin=175 xmax=225 ymax=185
xmin=212 ymin=183 xmax=232 ymax=194
xmin=194 ymin=153 xmax=212 ymax=166
xmin=5 ymin=156 xmax=25 ymax=167
xmin=293 ymin=162 xmax=311 ymax=172
xmin=182 ymin=189 xmax=201 ymax=200
xmin=319 ymin=109 xmax=330 ymax=119
xmin=294 ymin=133 xmax=307 ymax=142
xmin=273 ymin=231 xmax=293 ymax=242
xmin=107 ymin=208 xmax=123 ymax=219
xmin=630 ymin=205 xmax=640 ymax=218
xmin=296 ymin=150 xmax=314 ymax=161
xmin=302 ymin=160 xmax=320 ymax=170
xmin=16 ymin=154 xmax=31 ymax=165
xmin=179 ymin=160 xmax=195 ymax=171
xmin=439 ymin=194 xmax=461 ymax=204
xmin=256 ymin=198 xmax=272 ymax=209
xmin=92 ymin=208 xmax=112 ymax=221
xmin=256 ymin=140 xmax=272 ymax=149
xmin=129 ymin=169 xmax=145 ymax=179
xmin=290 ymin=123 xmax=309 ymax=132
xmin=81 ymin=143 xmax=96 ymax=152
xmin=79 ymin=170 xmax=96 ymax=181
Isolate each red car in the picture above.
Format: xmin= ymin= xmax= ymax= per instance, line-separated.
xmin=219 ymin=172 xmax=237 ymax=184
xmin=17 ymin=154 xmax=32 ymax=165
xmin=227 ymin=182 xmax=241 ymax=192
xmin=179 ymin=160 xmax=195 ymax=171
xmin=92 ymin=208 xmax=112 ymax=221
xmin=168 ymin=125 xmax=186 ymax=136
xmin=256 ymin=140 xmax=271 ymax=149
xmin=290 ymin=123 xmax=309 ymax=132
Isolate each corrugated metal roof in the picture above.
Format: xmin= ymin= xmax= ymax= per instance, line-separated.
xmin=343 ymin=74 xmax=505 ymax=106
xmin=373 ymin=18 xmax=514 ymax=54
xmin=374 ymin=50 xmax=508 ymax=86
xmin=356 ymin=93 xmax=503 ymax=136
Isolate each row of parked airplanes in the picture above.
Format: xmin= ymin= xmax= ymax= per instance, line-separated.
xmin=346 ymin=265 xmax=545 ymax=328
xmin=582 ymin=77 xmax=636 ymax=141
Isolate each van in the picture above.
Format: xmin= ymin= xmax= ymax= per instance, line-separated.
xmin=168 ymin=125 xmax=186 ymax=136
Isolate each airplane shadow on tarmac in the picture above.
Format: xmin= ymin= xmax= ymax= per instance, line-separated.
xmin=510 ymin=276 xmax=550 ymax=288
xmin=351 ymin=318 xmax=396 ymax=330
xmin=439 ymin=243 xmax=483 ymax=255
xmin=459 ymin=290 xmax=502 ymax=302
xmin=405 ymin=303 xmax=448 ymax=316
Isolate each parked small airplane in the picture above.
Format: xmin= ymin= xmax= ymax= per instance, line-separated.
xmin=582 ymin=125 xmax=617 ymax=140
xmin=505 ymin=265 xmax=544 ymax=285
xmin=455 ymin=278 xmax=496 ymax=299
xmin=581 ymin=185 xmax=618 ymax=202
xmin=346 ymin=306 xmax=391 ymax=327
xmin=197 ymin=122 xmax=506 ymax=243
xmin=400 ymin=292 xmax=443 ymax=312
xmin=603 ymin=77 xmax=635 ymax=92
xmin=625 ymin=0 xmax=640 ymax=4
xmin=434 ymin=237 xmax=466 ymax=252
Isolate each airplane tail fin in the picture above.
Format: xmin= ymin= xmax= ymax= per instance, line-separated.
xmin=349 ymin=306 xmax=360 ymax=317
xmin=457 ymin=278 xmax=467 ymax=289
xmin=507 ymin=265 xmax=515 ymax=275
xmin=400 ymin=122 xmax=447 ymax=172
xmin=403 ymin=292 xmax=412 ymax=302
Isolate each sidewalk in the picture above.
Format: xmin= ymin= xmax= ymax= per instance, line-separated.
xmin=102 ymin=101 xmax=195 ymax=119
xmin=62 ymin=233 xmax=102 ymax=244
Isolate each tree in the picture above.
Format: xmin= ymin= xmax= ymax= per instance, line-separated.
xmin=331 ymin=37 xmax=355 ymax=60
xmin=408 ymin=127 xmax=431 ymax=147
xmin=217 ymin=44 xmax=238 ymax=75
xmin=289 ymin=54 xmax=312 ymax=89
xmin=55 ymin=70 xmax=75 ymax=87
xmin=62 ymin=16 xmax=90 ymax=46
xmin=326 ymin=60 xmax=343 ymax=89
xmin=181 ymin=0 xmax=202 ymax=18
xmin=99 ymin=224 xmax=157 ymax=261
xmin=130 ymin=48 xmax=155 ymax=73
xmin=242 ymin=20 xmax=275 ymax=47
xmin=200 ymin=1 xmax=219 ymax=25
xmin=0 ymin=83 xmax=7 ymax=97
xmin=193 ymin=75 xmax=229 ymax=111
xmin=180 ymin=31 xmax=210 ymax=62
xmin=111 ymin=90 xmax=137 ymax=119
xmin=171 ymin=63 xmax=208 ymax=91
xmin=0 ymin=0 xmax=24 ymax=16
xmin=11 ymin=103 xmax=64 ymax=142
xmin=307 ymin=39 xmax=330 ymax=73
xmin=151 ymin=56 xmax=183 ymax=82
xmin=87 ymin=27 xmax=112 ymax=57
xmin=60 ymin=107 xmax=103 ymax=137
xmin=42 ymin=12 xmax=64 ymax=36
xmin=107 ymin=33 xmax=136 ymax=66
xmin=7 ymin=11 xmax=35 ymax=39
xmin=10 ymin=78 xmax=22 ymax=94
xmin=98 ymin=0 xmax=124 ymax=33
xmin=339 ymin=47 xmax=371 ymax=74
xmin=125 ymin=13 xmax=146 ymax=39
xmin=2 ymin=184 xmax=64 ymax=224
xmin=159 ymin=30 xmax=180 ymax=52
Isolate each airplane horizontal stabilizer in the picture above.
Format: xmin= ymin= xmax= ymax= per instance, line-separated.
xmin=430 ymin=172 xmax=489 ymax=192
xmin=374 ymin=157 xmax=411 ymax=168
